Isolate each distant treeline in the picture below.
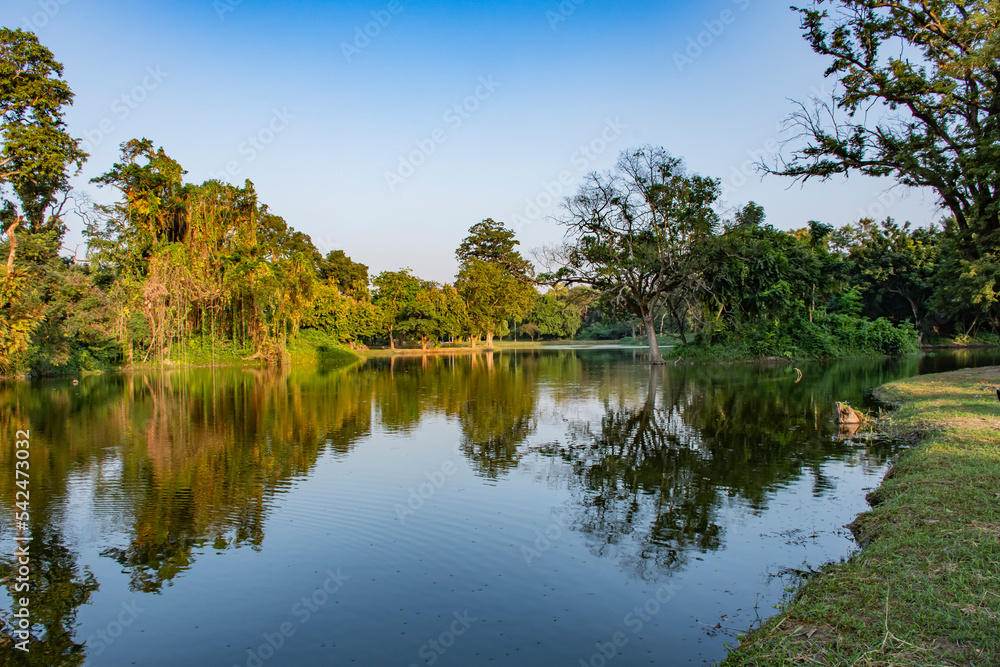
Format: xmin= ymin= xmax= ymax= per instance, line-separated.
xmin=2 ymin=16 xmax=999 ymax=375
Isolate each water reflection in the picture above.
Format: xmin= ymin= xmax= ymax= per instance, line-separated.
xmin=0 ymin=348 xmax=997 ymax=664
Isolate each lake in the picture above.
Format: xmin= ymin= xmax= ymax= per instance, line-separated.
xmin=2 ymin=348 xmax=998 ymax=666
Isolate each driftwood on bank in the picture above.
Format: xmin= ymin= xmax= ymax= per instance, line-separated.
xmin=835 ymin=402 xmax=864 ymax=425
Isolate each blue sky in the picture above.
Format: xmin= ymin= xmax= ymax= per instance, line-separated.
xmin=3 ymin=0 xmax=942 ymax=282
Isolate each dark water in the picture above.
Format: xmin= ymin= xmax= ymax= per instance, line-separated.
xmin=1 ymin=348 xmax=998 ymax=666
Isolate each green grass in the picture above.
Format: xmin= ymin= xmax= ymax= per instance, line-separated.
xmin=286 ymin=329 xmax=361 ymax=365
xmin=136 ymin=330 xmax=361 ymax=368
xmin=923 ymin=332 xmax=1000 ymax=348
xmin=165 ymin=334 xmax=255 ymax=367
xmin=616 ymin=334 xmax=682 ymax=348
xmin=722 ymin=366 xmax=1000 ymax=666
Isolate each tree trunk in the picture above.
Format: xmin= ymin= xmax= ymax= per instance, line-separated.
xmin=485 ymin=331 xmax=494 ymax=347
xmin=5 ymin=218 xmax=20 ymax=275
xmin=670 ymin=307 xmax=688 ymax=345
xmin=905 ymin=295 xmax=923 ymax=343
xmin=643 ymin=312 xmax=665 ymax=364
xmin=389 ymin=326 xmax=395 ymax=350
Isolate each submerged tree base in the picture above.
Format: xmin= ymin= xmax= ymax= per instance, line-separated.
xmin=721 ymin=366 xmax=1000 ymax=666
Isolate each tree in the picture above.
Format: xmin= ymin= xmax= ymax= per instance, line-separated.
xmin=838 ymin=217 xmax=939 ymax=338
xmin=930 ymin=224 xmax=1000 ymax=333
xmin=318 ymin=250 xmax=369 ymax=299
xmin=396 ymin=281 xmax=468 ymax=350
xmin=769 ymin=1 xmax=1000 ymax=256
xmin=455 ymin=219 xmax=535 ymax=347
xmin=0 ymin=29 xmax=86 ymax=373
xmin=524 ymin=286 xmax=589 ymax=339
xmin=702 ymin=203 xmax=831 ymax=328
xmin=373 ymin=269 xmax=422 ymax=349
xmin=541 ymin=147 xmax=719 ymax=362
xmin=1 ymin=29 xmax=86 ymax=234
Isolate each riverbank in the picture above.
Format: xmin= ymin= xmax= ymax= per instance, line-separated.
xmin=721 ymin=365 xmax=1000 ymax=666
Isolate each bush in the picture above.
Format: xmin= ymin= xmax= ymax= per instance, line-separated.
xmin=578 ymin=321 xmax=634 ymax=340
xmin=672 ymin=311 xmax=918 ymax=361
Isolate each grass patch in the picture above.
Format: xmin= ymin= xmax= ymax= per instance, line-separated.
xmin=722 ymin=366 xmax=1000 ymax=666
xmin=286 ymin=329 xmax=361 ymax=366
xmin=617 ymin=334 xmax=681 ymax=348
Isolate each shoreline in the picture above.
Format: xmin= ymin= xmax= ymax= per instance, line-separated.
xmin=4 ymin=341 xmax=997 ymax=379
xmin=720 ymin=365 xmax=1000 ymax=666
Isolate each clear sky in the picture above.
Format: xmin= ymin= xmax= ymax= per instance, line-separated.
xmin=3 ymin=0 xmax=942 ymax=283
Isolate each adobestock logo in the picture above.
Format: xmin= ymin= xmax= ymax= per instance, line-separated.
xmin=340 ymin=0 xmax=405 ymax=63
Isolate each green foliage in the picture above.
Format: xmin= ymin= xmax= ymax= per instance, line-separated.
xmin=835 ymin=217 xmax=939 ymax=332
xmin=0 ymin=270 xmax=42 ymax=374
xmin=0 ymin=28 xmax=86 ymax=230
xmin=86 ymin=140 xmax=326 ymax=366
xmin=774 ymin=1 xmax=1000 ymax=259
xmin=398 ymin=281 xmax=468 ymax=350
xmin=372 ymin=268 xmax=422 ymax=348
xmin=455 ymin=218 xmax=535 ymax=345
xmin=317 ymin=249 xmax=369 ymax=299
xmin=704 ymin=204 xmax=835 ymax=323
xmin=522 ymin=285 xmax=592 ymax=339
xmin=578 ymin=320 xmax=634 ymax=340
xmin=544 ymin=146 xmax=720 ymax=361
xmin=680 ymin=311 xmax=919 ymax=361
xmin=930 ymin=226 xmax=1000 ymax=333
xmin=303 ymin=283 xmax=385 ymax=345
xmin=285 ymin=328 xmax=361 ymax=365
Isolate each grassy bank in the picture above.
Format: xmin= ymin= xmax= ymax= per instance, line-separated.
xmin=358 ymin=340 xmax=546 ymax=358
xmin=118 ymin=330 xmax=361 ymax=371
xmin=722 ymin=366 xmax=1000 ymax=666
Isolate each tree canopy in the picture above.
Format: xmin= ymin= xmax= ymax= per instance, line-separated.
xmin=542 ymin=146 xmax=719 ymax=362
xmin=771 ymin=1 xmax=1000 ymax=254
xmin=0 ymin=28 xmax=86 ymax=233
xmin=455 ymin=218 xmax=535 ymax=347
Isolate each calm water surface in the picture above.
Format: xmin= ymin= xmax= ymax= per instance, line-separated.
xmin=2 ymin=348 xmax=998 ymax=666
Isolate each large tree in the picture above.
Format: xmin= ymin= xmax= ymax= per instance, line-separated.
xmin=770 ymin=1 xmax=1000 ymax=254
xmin=455 ymin=218 xmax=535 ymax=347
xmin=1 ymin=28 xmax=86 ymax=236
xmin=541 ymin=147 xmax=719 ymax=363
xmin=0 ymin=29 xmax=86 ymax=373
xmin=372 ymin=269 xmax=422 ymax=350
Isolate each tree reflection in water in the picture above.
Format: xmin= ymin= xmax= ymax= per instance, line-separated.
xmin=1 ymin=349 xmax=989 ymax=663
